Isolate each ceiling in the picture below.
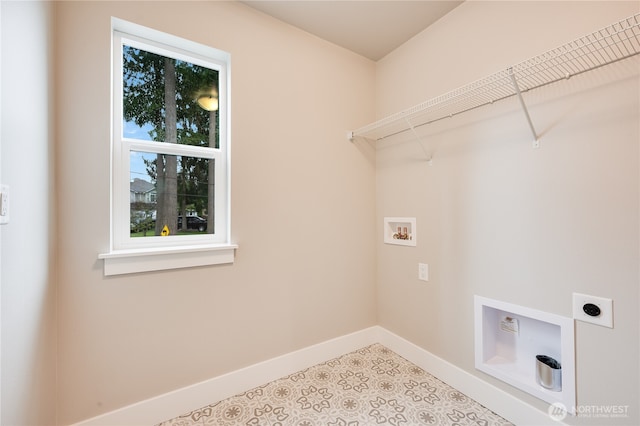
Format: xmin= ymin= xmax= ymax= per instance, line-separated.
xmin=241 ymin=1 xmax=464 ymax=61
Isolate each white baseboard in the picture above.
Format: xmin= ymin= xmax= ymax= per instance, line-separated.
xmin=72 ymin=326 xmax=558 ymax=426
xmin=72 ymin=327 xmax=380 ymax=426
xmin=375 ymin=327 xmax=561 ymax=426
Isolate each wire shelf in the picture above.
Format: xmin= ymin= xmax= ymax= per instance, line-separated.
xmin=349 ymin=13 xmax=640 ymax=142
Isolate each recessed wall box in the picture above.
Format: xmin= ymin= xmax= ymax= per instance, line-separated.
xmin=383 ymin=217 xmax=416 ymax=246
xmin=474 ymin=296 xmax=576 ymax=413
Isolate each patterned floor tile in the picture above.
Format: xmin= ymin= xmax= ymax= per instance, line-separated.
xmin=157 ymin=343 xmax=513 ymax=426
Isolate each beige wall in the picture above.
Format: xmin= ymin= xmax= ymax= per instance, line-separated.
xmin=1 ymin=1 xmax=57 ymax=425
xmin=54 ymin=1 xmax=376 ymax=424
xmin=376 ymin=1 xmax=639 ymax=425
xmin=5 ymin=1 xmax=640 ymax=425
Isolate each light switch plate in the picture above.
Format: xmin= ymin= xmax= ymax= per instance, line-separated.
xmin=0 ymin=185 xmax=9 ymax=225
xmin=418 ymin=263 xmax=428 ymax=281
xmin=573 ymin=293 xmax=613 ymax=328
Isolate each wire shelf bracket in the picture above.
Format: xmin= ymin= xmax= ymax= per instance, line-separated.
xmin=348 ymin=13 xmax=640 ymax=149
xmin=406 ymin=118 xmax=434 ymax=162
xmin=509 ymin=67 xmax=540 ymax=148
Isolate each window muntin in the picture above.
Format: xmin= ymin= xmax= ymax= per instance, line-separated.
xmin=112 ymin=27 xmax=229 ymax=252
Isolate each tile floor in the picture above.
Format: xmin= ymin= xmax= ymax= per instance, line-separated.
xmin=157 ymin=343 xmax=513 ymax=426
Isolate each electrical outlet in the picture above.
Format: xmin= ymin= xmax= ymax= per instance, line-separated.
xmin=573 ymin=293 xmax=613 ymax=328
xmin=418 ymin=263 xmax=428 ymax=282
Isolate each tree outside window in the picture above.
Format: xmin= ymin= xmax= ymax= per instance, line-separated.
xmin=122 ymin=45 xmax=219 ymax=237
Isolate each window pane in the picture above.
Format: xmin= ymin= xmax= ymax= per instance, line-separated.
xmin=130 ymin=151 xmax=214 ymax=237
xmin=122 ymin=45 xmax=220 ymax=148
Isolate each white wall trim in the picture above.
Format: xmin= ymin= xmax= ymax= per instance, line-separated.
xmin=72 ymin=326 xmax=560 ymax=426
xmin=71 ymin=327 xmax=380 ymax=426
xmin=375 ymin=327 xmax=562 ymax=426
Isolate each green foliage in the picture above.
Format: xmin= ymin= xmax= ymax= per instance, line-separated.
xmin=123 ymin=45 xmax=220 ymax=230
xmin=122 ymin=46 xmax=219 ymax=147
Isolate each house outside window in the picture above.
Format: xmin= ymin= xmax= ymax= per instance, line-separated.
xmin=100 ymin=19 xmax=235 ymax=275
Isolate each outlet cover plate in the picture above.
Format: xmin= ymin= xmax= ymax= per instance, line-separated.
xmin=572 ymin=293 xmax=613 ymax=328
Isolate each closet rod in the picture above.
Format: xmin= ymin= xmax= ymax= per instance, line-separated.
xmin=349 ymin=13 xmax=640 ymax=143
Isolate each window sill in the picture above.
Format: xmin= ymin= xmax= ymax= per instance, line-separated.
xmin=98 ymin=244 xmax=238 ymax=276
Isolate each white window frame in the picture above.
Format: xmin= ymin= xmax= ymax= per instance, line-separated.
xmin=99 ymin=18 xmax=236 ymax=276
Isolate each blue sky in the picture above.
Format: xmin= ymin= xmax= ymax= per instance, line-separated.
xmin=124 ymin=120 xmax=154 ymax=183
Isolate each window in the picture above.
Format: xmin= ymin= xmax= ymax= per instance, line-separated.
xmin=100 ymin=19 xmax=235 ymax=275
